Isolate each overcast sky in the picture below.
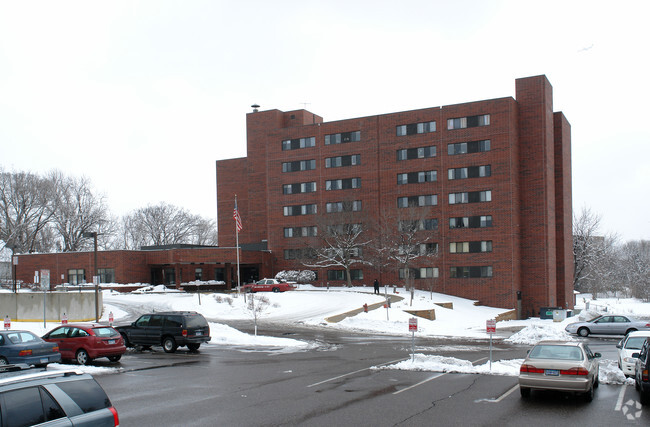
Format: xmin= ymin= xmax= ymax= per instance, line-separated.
xmin=1 ymin=1 xmax=648 ymax=242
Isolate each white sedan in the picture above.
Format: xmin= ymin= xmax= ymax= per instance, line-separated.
xmin=617 ymin=331 xmax=650 ymax=377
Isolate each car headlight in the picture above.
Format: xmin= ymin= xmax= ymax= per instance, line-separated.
xmin=623 ymin=357 xmax=637 ymax=363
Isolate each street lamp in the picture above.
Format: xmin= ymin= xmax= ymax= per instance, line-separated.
xmin=82 ymin=232 xmax=99 ymax=322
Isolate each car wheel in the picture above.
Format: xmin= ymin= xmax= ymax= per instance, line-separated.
xmin=162 ymin=337 xmax=177 ymax=353
xmin=594 ymin=376 xmax=599 ymax=388
xmin=578 ymin=328 xmax=589 ymax=337
xmin=584 ymin=384 xmax=594 ymax=402
xmin=76 ymin=349 xmax=90 ymax=365
xmin=641 ymin=390 xmax=650 ymax=405
xmin=187 ymin=343 xmax=200 ymax=351
xmin=272 ymin=287 xmax=280 ymax=293
xmin=108 ymin=355 xmax=122 ymax=362
xmin=626 ymin=328 xmax=637 ymax=335
xmin=636 ymin=378 xmax=641 ymax=391
xmin=0 ymin=357 xmax=8 ymax=365
xmin=120 ymin=333 xmax=132 ymax=347
xmin=520 ymin=387 xmax=531 ymax=398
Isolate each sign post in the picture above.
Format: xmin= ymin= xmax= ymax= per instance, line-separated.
xmin=486 ymin=319 xmax=496 ymax=370
xmin=109 ymin=311 xmax=114 ymax=326
xmin=41 ymin=270 xmax=50 ymax=328
xmin=409 ymin=317 xmax=418 ymax=362
xmin=4 ymin=315 xmax=10 ymax=330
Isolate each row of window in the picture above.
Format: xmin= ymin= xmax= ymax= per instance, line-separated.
xmin=283 ymin=216 xmax=491 ymax=238
xmin=319 ymin=266 xmax=493 ymax=281
xmin=448 ymin=165 xmax=491 ymax=180
xmin=449 ymin=241 xmax=492 ymax=253
xmin=67 ymin=268 xmax=115 ymax=285
xmin=326 ymin=200 xmax=362 ymax=213
xmin=326 ymin=178 xmax=361 ymax=191
xmin=281 ymin=114 xmax=490 ymax=152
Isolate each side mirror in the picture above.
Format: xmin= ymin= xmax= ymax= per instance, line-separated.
xmin=616 ymin=343 xmax=622 ymax=349
xmin=633 ymin=352 xmax=640 ymax=358
xmin=594 ymin=352 xmax=602 ymax=358
xmin=131 ymin=322 xmax=136 ymax=327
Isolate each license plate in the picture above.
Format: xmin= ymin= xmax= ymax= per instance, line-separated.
xmin=108 ymin=339 xmax=116 ymax=345
xmin=40 ymin=358 xmax=48 ymax=364
xmin=195 ymin=331 xmax=202 ymax=336
xmin=545 ymin=369 xmax=560 ymax=376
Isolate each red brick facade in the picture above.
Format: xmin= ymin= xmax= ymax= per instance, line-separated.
xmin=216 ymin=75 xmax=573 ymax=313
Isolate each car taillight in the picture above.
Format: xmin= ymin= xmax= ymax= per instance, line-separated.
xmin=643 ymin=369 xmax=649 ymax=382
xmin=560 ymin=367 xmax=589 ymax=376
xmin=109 ymin=406 xmax=120 ymax=426
xmin=182 ymin=329 xmax=188 ymax=337
xmin=52 ymin=346 xmax=59 ymax=353
xmin=520 ymin=364 xmax=544 ymax=374
xmin=19 ymin=349 xmax=32 ymax=356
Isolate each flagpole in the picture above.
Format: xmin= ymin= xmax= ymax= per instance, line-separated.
xmin=234 ymin=195 xmax=242 ymax=298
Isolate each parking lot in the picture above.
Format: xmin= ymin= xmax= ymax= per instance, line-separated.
xmin=91 ymin=330 xmax=650 ymax=426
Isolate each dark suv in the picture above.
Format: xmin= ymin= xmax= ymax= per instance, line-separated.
xmin=634 ymin=337 xmax=650 ymax=404
xmin=116 ymin=311 xmax=211 ymax=353
xmin=0 ymin=365 xmax=119 ymax=426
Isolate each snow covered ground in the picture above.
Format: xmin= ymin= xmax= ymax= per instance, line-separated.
xmin=8 ymin=287 xmax=646 ymax=385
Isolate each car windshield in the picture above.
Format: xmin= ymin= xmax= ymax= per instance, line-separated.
xmin=529 ymin=345 xmax=584 ymax=361
xmin=7 ymin=331 xmax=40 ymax=344
xmin=625 ymin=337 xmax=648 ymax=350
xmin=93 ymin=327 xmax=119 ymax=337
xmin=185 ymin=315 xmax=208 ymax=328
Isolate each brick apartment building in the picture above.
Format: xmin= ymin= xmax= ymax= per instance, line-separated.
xmin=216 ymin=75 xmax=573 ymax=315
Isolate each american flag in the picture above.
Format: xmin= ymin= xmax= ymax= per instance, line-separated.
xmin=233 ymin=200 xmax=243 ymax=232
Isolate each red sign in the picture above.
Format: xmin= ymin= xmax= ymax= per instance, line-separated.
xmin=4 ymin=317 xmax=10 ymax=330
xmin=61 ymin=314 xmax=68 ymax=325
xmin=109 ymin=312 xmax=114 ymax=325
xmin=486 ymin=319 xmax=496 ymax=334
xmin=409 ymin=317 xmax=417 ymax=332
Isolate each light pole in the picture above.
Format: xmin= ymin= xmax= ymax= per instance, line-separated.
xmin=82 ymin=232 xmax=99 ymax=322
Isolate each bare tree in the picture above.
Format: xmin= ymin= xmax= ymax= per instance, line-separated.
xmin=0 ymin=168 xmax=57 ymax=253
xmin=621 ymin=240 xmax=650 ymax=301
xmin=302 ymin=204 xmax=372 ymax=287
xmin=48 ymin=171 xmax=112 ymax=252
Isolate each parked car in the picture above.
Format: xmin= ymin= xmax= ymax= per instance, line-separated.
xmin=241 ymin=278 xmax=295 ymax=293
xmin=0 ymin=365 xmax=119 ymax=426
xmin=617 ymin=331 xmax=650 ymax=377
xmin=116 ymin=311 xmax=211 ymax=353
xmin=519 ymin=341 xmax=601 ymax=401
xmin=564 ymin=315 xmax=650 ymax=337
xmin=42 ymin=323 xmax=126 ymax=365
xmin=634 ymin=337 xmax=650 ymax=404
xmin=0 ymin=330 xmax=61 ymax=367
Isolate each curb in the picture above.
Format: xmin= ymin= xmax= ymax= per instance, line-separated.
xmin=325 ymin=293 xmax=405 ymax=323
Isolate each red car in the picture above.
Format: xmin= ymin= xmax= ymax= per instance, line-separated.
xmin=241 ymin=279 xmax=295 ymax=293
xmin=43 ymin=323 xmax=126 ymax=365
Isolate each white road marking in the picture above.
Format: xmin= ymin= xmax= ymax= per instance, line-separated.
xmin=306 ymin=358 xmax=406 ymax=388
xmin=478 ymin=384 xmax=520 ymax=403
xmin=615 ymin=385 xmax=627 ymax=411
xmin=393 ymin=373 xmax=445 ymax=394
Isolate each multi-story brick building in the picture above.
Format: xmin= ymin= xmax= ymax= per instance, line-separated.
xmin=216 ymin=75 xmax=573 ymax=315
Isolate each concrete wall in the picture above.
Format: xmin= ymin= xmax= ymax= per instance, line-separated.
xmin=0 ymin=292 xmax=102 ymax=322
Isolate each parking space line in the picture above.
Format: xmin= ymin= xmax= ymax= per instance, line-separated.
xmin=393 ymin=373 xmax=446 ymax=394
xmin=306 ymin=358 xmax=406 ymax=388
xmin=615 ymin=384 xmax=627 ymax=411
xmin=479 ymin=384 xmax=519 ymax=403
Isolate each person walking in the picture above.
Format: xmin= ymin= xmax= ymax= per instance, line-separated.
xmin=374 ymin=279 xmax=380 ymax=294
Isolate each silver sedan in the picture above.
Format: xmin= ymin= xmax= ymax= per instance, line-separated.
xmin=519 ymin=341 xmax=601 ymax=401
xmin=565 ymin=315 xmax=650 ymax=337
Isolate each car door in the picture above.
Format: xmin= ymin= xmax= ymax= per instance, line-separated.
xmin=129 ymin=315 xmax=151 ymax=345
xmin=613 ymin=316 xmax=631 ymax=334
xmin=45 ymin=327 xmax=72 ymax=359
xmin=592 ymin=316 xmax=613 ymax=334
xmin=146 ymin=315 xmax=164 ymax=344
xmin=67 ymin=327 xmax=90 ymax=356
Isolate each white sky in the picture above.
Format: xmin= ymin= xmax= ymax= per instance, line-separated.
xmin=1 ymin=1 xmax=648 ymax=241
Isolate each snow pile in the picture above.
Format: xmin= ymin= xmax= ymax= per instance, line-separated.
xmin=207 ymin=322 xmax=315 ymax=351
xmin=46 ymin=363 xmax=120 ymax=376
xmin=378 ymin=354 xmax=523 ymax=376
xmin=598 ymin=359 xmax=635 ymax=385
xmin=505 ymin=322 xmax=574 ymax=345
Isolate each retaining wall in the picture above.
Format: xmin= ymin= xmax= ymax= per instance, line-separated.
xmin=0 ymin=292 xmax=101 ymax=322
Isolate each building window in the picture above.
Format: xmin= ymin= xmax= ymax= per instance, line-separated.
xmin=283 ymin=204 xmax=317 ymax=216
xmin=396 ymin=121 xmax=436 ymax=136
xmin=449 ymin=241 xmax=493 ymax=253
xmin=399 ymin=218 xmax=438 ymax=232
xmin=447 ymin=114 xmax=490 ymax=130
xmin=282 ymin=137 xmax=315 ymax=151
xmin=68 ymin=269 xmax=85 ymax=285
xmin=449 ymin=215 xmax=493 ymax=228
xmin=326 ymin=200 xmax=362 ymax=213
xmin=284 ymin=248 xmax=316 ymax=260
xmin=195 ymin=268 xmax=203 ymax=281
xmin=448 ymin=190 xmax=491 ymax=205
xmin=325 ymin=131 xmax=361 ymax=145
xmin=284 ymin=226 xmax=317 ymax=238
xmin=283 ymin=182 xmax=317 ymax=194
xmin=325 ymin=154 xmax=361 ymax=168
xmin=326 ymin=178 xmax=361 ymax=191
xmin=397 ymin=171 xmax=437 ymax=185
xmin=399 ymin=267 xmax=439 ymax=279
xmin=98 ymin=268 xmax=115 ymax=284
xmin=450 ymin=266 xmax=493 ymax=278
xmin=282 ymin=159 xmax=316 ymax=173
xmin=396 ymin=146 xmax=436 ymax=161
xmin=327 ymin=269 xmax=363 ymax=280
xmin=448 ymin=165 xmax=491 ymax=180
xmin=447 ymin=140 xmax=491 ymax=155
xmin=398 ymin=195 xmax=437 ymax=208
